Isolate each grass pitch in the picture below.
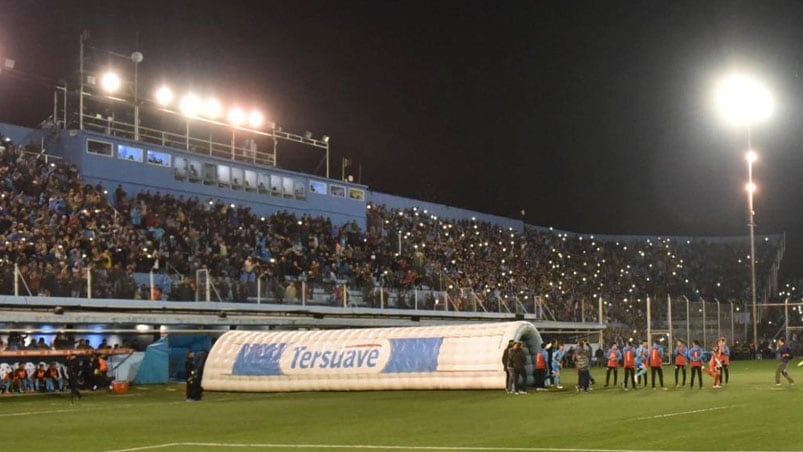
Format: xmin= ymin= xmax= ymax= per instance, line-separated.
xmin=4 ymin=360 xmax=802 ymax=452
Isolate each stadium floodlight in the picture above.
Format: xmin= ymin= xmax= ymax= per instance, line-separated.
xmin=248 ymin=110 xmax=263 ymax=129
xmin=746 ymin=182 xmax=756 ymax=193
xmin=228 ymin=107 xmax=246 ymax=127
xmin=204 ymin=98 xmax=223 ymax=119
xmin=746 ymin=150 xmax=757 ymax=164
xmin=100 ymin=71 xmax=121 ymax=93
xmin=179 ymin=93 xmax=202 ymax=117
xmin=714 ymin=73 xmax=774 ymax=127
xmin=155 ymin=86 xmax=173 ymax=106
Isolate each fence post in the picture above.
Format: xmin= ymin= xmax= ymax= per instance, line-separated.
xmin=785 ymin=297 xmax=790 ymax=343
xmin=598 ymin=296 xmax=603 ymax=325
xmin=729 ymin=301 xmax=735 ymax=346
xmin=646 ymin=296 xmax=652 ymax=345
xmin=667 ymin=295 xmax=673 ymax=343
xmin=702 ymin=298 xmax=707 ymax=347
xmin=380 ymin=285 xmax=384 ymax=310
xmin=685 ymin=296 xmax=690 ymax=346
xmin=14 ymin=264 xmax=19 ymax=296
xmin=302 ymin=281 xmax=306 ymax=306
xmin=87 ymin=267 xmax=92 ymax=300
xmin=149 ymin=270 xmax=155 ymax=301
xmin=342 ymin=283 xmax=347 ymax=308
xmin=716 ymin=299 xmax=721 ymax=340
xmin=257 ymin=278 xmax=261 ymax=304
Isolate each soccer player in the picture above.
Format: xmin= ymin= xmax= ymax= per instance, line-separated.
xmin=687 ymin=340 xmax=703 ymax=388
xmin=636 ymin=340 xmax=650 ymax=387
xmin=552 ymin=343 xmax=564 ymax=389
xmin=622 ymin=340 xmax=637 ymax=390
xmin=604 ymin=342 xmax=621 ymax=387
xmin=718 ymin=337 xmax=730 ymax=384
xmin=673 ymin=339 xmax=688 ymax=386
xmin=649 ymin=342 xmax=667 ymax=390
xmin=774 ymin=338 xmax=795 ymax=386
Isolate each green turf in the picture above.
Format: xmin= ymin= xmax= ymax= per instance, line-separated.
xmin=3 ymin=360 xmax=802 ymax=452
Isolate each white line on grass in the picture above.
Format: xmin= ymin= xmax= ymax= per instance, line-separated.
xmin=636 ymin=405 xmax=733 ymax=420
xmin=0 ymin=408 xmax=76 ymax=417
xmin=102 ymin=443 xmax=803 ymax=452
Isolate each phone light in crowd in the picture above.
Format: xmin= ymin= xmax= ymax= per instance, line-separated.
xmin=155 ymin=86 xmax=173 ymax=106
xmin=100 ymin=71 xmax=121 ymax=93
xmin=228 ymin=107 xmax=246 ymax=127
xmin=204 ymin=98 xmax=223 ymax=119
xmin=248 ymin=110 xmax=264 ymax=128
xmin=179 ymin=93 xmax=202 ymax=117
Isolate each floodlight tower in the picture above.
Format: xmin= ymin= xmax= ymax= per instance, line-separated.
xmin=714 ymin=73 xmax=774 ymax=350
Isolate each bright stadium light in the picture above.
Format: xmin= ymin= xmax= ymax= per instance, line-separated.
xmin=155 ymin=86 xmax=173 ymax=106
xmin=204 ymin=98 xmax=223 ymax=119
xmin=714 ymin=73 xmax=774 ymax=127
xmin=714 ymin=72 xmax=774 ymax=353
xmin=248 ymin=110 xmax=264 ymax=129
xmin=228 ymin=107 xmax=246 ymax=126
xmin=100 ymin=71 xmax=121 ymax=93
xmin=179 ymin=93 xmax=202 ymax=117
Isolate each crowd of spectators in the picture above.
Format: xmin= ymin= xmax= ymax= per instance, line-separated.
xmin=0 ymin=135 xmax=785 ymax=331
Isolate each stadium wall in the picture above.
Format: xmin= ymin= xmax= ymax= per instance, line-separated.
xmin=202 ymin=321 xmax=542 ymax=392
xmin=59 ymin=130 xmax=368 ymax=227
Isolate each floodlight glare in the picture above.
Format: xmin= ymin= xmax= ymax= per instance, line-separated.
xmin=100 ymin=71 xmax=121 ymax=93
xmin=228 ymin=107 xmax=246 ymax=126
xmin=746 ymin=150 xmax=758 ymax=163
xmin=715 ymin=73 xmax=774 ymax=126
xmin=248 ymin=110 xmax=264 ymax=128
xmin=155 ymin=86 xmax=173 ymax=106
xmin=746 ymin=182 xmax=756 ymax=193
xmin=179 ymin=93 xmax=202 ymax=117
xmin=204 ymin=98 xmax=223 ymax=119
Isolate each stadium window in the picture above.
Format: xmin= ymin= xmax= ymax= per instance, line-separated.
xmin=216 ymin=165 xmax=231 ymax=188
xmin=258 ymin=173 xmax=269 ymax=194
xmin=147 ymin=150 xmax=171 ymax=167
xmin=282 ymin=177 xmax=295 ymax=199
xmin=87 ymin=139 xmax=113 ymax=157
xmin=309 ymin=180 xmax=327 ymax=195
xmin=329 ymin=184 xmax=346 ymax=198
xmin=118 ymin=145 xmax=144 ymax=162
xmin=188 ymin=159 xmax=202 ymax=183
xmin=348 ymin=188 xmax=365 ymax=202
xmin=244 ymin=170 xmax=257 ymax=192
xmin=174 ymin=157 xmax=188 ymax=181
xmin=270 ymin=175 xmax=282 ymax=196
xmin=294 ymin=180 xmax=306 ymax=200
xmin=231 ymin=167 xmax=244 ymax=190
xmin=203 ymin=162 xmax=218 ymax=185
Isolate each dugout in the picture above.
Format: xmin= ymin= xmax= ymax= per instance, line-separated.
xmin=202 ymin=321 xmax=543 ymax=392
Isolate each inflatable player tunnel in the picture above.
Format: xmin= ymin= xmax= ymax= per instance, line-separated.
xmin=202 ymin=321 xmax=542 ymax=392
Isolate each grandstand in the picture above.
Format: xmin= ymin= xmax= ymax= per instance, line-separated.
xmin=0 ymin=39 xmax=790 ymax=386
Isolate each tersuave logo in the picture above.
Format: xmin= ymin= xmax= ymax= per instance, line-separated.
xmin=231 ymin=337 xmax=443 ymax=376
xmin=279 ymin=339 xmax=392 ymax=375
xmin=289 ymin=344 xmax=381 ymax=370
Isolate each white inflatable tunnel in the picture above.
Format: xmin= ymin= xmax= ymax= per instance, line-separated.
xmin=202 ymin=321 xmax=542 ymax=392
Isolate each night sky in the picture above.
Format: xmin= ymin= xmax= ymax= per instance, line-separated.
xmin=2 ymin=1 xmax=803 ymax=273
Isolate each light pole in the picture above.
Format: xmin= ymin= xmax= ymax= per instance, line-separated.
xmin=714 ymin=73 xmax=774 ymax=351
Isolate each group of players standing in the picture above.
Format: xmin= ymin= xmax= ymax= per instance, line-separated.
xmin=502 ymin=336 xmax=733 ymax=394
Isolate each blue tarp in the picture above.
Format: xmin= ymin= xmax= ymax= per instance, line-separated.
xmin=167 ymin=335 xmax=212 ymax=380
xmin=133 ymin=337 xmax=169 ymax=384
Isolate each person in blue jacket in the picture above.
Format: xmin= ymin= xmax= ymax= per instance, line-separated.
xmin=635 ymin=340 xmax=650 ymax=387
xmin=687 ymin=340 xmax=704 ymax=389
xmin=551 ymin=343 xmax=565 ymax=389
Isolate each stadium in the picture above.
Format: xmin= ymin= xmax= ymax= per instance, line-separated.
xmin=2 ymin=2 xmax=803 ymax=452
